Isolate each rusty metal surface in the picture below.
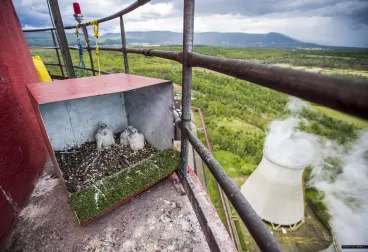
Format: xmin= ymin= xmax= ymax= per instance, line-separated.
xmin=50 ymin=30 xmax=64 ymax=77
xmin=82 ymin=25 xmax=95 ymax=76
xmin=178 ymin=167 xmax=238 ymax=252
xmin=23 ymin=0 xmax=151 ymax=32
xmin=26 ymin=73 xmax=170 ymax=104
xmin=120 ymin=16 xmax=130 ymax=74
xmin=42 ymin=44 xmax=368 ymax=120
xmin=73 ymin=65 xmax=111 ymax=74
xmin=29 ymin=46 xmax=59 ymax=49
xmin=50 ymin=74 xmax=67 ymax=80
xmin=127 ymin=48 xmax=183 ymax=63
xmin=44 ymin=64 xmax=111 ymax=75
xmin=184 ymin=126 xmax=283 ymax=252
xmin=180 ymin=0 xmax=195 ymax=179
xmin=48 ymin=0 xmax=75 ymax=78
xmin=189 ymin=52 xmax=368 ymax=120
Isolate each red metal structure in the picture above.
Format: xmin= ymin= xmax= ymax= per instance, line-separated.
xmin=0 ymin=0 xmax=47 ymax=243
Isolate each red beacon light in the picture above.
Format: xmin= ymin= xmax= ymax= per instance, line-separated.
xmin=73 ymin=2 xmax=83 ymax=23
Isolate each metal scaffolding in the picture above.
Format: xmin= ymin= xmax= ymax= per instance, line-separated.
xmin=23 ymin=0 xmax=368 ymax=251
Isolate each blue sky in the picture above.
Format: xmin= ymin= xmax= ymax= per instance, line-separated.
xmin=14 ymin=0 xmax=368 ymax=47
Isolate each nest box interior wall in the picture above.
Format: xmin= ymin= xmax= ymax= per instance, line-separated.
xmin=40 ymin=93 xmax=128 ymax=150
xmin=39 ymin=83 xmax=174 ymax=151
xmin=125 ymin=82 xmax=174 ymax=150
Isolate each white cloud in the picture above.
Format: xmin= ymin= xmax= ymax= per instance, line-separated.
xmin=14 ymin=0 xmax=368 ymax=47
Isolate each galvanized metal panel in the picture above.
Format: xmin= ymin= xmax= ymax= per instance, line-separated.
xmin=40 ymin=93 xmax=128 ymax=150
xmin=125 ymin=82 xmax=174 ymax=150
xmin=39 ymin=101 xmax=76 ymax=150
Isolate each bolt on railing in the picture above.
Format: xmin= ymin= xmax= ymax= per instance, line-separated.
xmin=23 ymin=0 xmax=368 ymax=251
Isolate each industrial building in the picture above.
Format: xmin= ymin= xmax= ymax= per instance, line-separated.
xmin=241 ymin=151 xmax=307 ymax=228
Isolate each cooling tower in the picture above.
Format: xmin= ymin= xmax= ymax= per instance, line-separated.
xmin=241 ymin=150 xmax=307 ymax=227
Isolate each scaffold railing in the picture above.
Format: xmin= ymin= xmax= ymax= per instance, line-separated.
xmin=23 ymin=0 xmax=368 ymax=251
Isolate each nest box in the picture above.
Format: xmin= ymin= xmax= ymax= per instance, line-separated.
xmin=27 ymin=73 xmax=178 ymax=224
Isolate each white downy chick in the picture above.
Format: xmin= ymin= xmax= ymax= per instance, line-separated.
xmin=120 ymin=129 xmax=130 ymax=147
xmin=95 ymin=124 xmax=115 ymax=148
xmin=128 ymin=128 xmax=145 ymax=151
xmin=127 ymin=125 xmax=137 ymax=134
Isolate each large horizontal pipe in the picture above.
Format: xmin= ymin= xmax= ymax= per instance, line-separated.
xmin=69 ymin=46 xmax=183 ymax=63
xmin=44 ymin=63 xmax=112 ymax=75
xmin=35 ymin=45 xmax=368 ymax=119
xmin=44 ymin=63 xmax=61 ymax=66
xmin=50 ymin=74 xmax=67 ymax=80
xmin=125 ymin=48 xmax=183 ymax=63
xmin=74 ymin=65 xmax=112 ymax=75
xmin=188 ymin=52 xmax=368 ymax=120
xmin=29 ymin=46 xmax=59 ymax=49
xmin=23 ymin=0 xmax=150 ymax=32
xmin=183 ymin=125 xmax=283 ymax=252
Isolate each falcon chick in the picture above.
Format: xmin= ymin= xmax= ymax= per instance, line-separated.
xmin=128 ymin=128 xmax=145 ymax=151
xmin=127 ymin=125 xmax=137 ymax=134
xmin=120 ymin=129 xmax=130 ymax=147
xmin=95 ymin=124 xmax=115 ymax=149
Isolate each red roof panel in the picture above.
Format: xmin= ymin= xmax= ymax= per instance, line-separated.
xmin=27 ymin=73 xmax=171 ymax=104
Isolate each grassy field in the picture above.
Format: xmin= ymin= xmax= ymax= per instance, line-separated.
xmin=313 ymin=106 xmax=368 ymax=128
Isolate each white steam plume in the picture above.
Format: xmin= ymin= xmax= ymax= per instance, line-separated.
xmin=264 ymin=117 xmax=316 ymax=167
xmin=264 ymin=97 xmax=368 ymax=248
xmin=310 ymin=132 xmax=368 ymax=248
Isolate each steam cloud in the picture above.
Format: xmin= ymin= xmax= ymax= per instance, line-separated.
xmin=264 ymin=97 xmax=368 ymax=248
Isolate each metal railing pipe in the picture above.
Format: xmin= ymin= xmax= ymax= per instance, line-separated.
xmin=73 ymin=65 xmax=111 ymax=74
xmin=188 ymin=52 xmax=368 ymax=120
xmin=23 ymin=0 xmax=150 ymax=32
xmin=82 ymin=25 xmax=96 ymax=76
xmin=29 ymin=46 xmax=59 ymax=49
xmin=180 ymin=0 xmax=195 ymax=178
xmin=44 ymin=63 xmax=62 ymax=66
xmin=184 ymin=126 xmax=283 ymax=252
xmin=125 ymin=48 xmax=183 ymax=63
xmin=44 ymin=63 xmax=111 ymax=75
xmin=51 ymin=30 xmax=65 ymax=77
xmin=120 ymin=16 xmax=130 ymax=73
xmin=48 ymin=0 xmax=75 ymax=78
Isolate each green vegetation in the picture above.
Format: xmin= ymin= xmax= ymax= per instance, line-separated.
xmin=313 ymin=106 xmax=368 ymax=128
xmin=299 ymin=108 xmax=360 ymax=144
xmin=213 ymin=150 xmax=256 ymax=187
xmin=32 ymin=46 xmax=368 ymax=248
xmin=235 ymin=220 xmax=247 ymax=251
xmin=70 ymin=149 xmax=180 ymax=223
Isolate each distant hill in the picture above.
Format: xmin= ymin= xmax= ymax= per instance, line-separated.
xmin=24 ymin=31 xmax=364 ymax=50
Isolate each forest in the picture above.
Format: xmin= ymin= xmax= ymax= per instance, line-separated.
xmin=31 ymin=46 xmax=368 ymax=242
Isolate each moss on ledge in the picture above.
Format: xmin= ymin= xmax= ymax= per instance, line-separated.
xmin=70 ymin=149 xmax=181 ymax=223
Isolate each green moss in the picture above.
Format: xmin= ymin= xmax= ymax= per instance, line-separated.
xmin=70 ymin=149 xmax=181 ymax=223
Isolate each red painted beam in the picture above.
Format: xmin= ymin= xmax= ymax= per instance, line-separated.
xmin=0 ymin=0 xmax=47 ymax=244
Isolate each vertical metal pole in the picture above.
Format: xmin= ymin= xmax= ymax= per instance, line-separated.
xmin=120 ymin=16 xmax=130 ymax=73
xmin=51 ymin=30 xmax=65 ymax=77
xmin=180 ymin=0 xmax=195 ymax=177
xmin=48 ymin=0 xmax=75 ymax=78
xmin=82 ymin=25 xmax=95 ymax=76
